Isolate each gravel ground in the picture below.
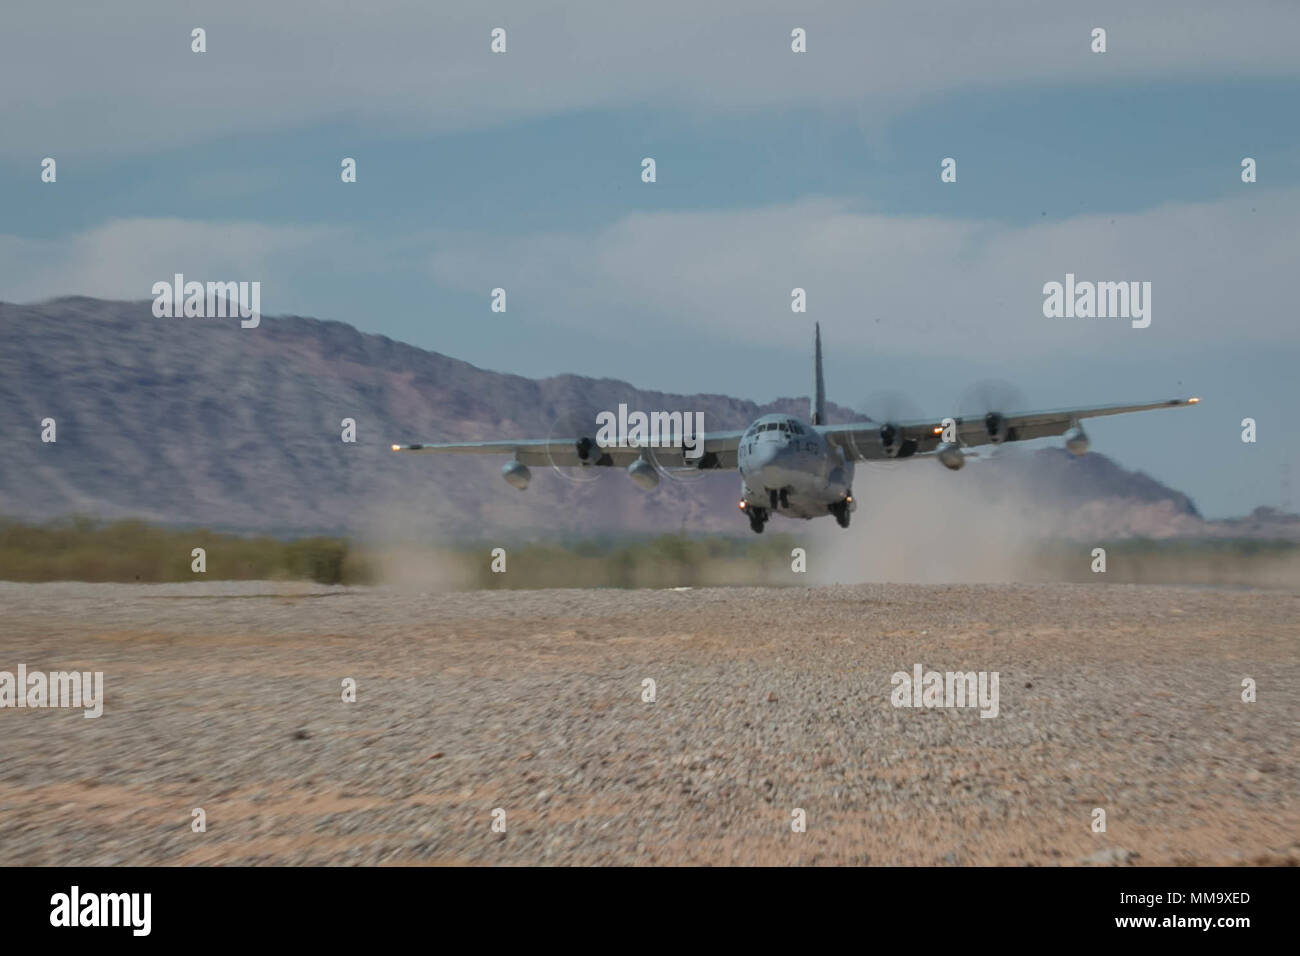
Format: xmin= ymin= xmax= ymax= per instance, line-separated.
xmin=0 ymin=580 xmax=1296 ymax=866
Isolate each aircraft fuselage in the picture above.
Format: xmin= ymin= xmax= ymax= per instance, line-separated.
xmin=737 ymin=413 xmax=855 ymax=519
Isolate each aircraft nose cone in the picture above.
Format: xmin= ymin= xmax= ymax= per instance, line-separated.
xmin=750 ymin=440 xmax=792 ymax=484
xmin=751 ymin=441 xmax=781 ymax=469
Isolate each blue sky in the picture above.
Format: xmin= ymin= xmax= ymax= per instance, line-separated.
xmin=2 ymin=1 xmax=1299 ymax=518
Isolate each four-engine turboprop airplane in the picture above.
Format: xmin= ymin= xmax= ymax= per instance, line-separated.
xmin=391 ymin=325 xmax=1199 ymax=533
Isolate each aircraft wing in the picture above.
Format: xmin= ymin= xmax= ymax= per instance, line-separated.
xmin=818 ymin=397 xmax=1199 ymax=461
xmin=390 ymin=431 xmax=746 ymax=470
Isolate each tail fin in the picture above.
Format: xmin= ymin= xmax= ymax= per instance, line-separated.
xmin=812 ymin=322 xmax=826 ymax=425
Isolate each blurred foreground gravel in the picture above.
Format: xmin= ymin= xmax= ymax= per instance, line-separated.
xmin=0 ymin=580 xmax=1296 ymax=865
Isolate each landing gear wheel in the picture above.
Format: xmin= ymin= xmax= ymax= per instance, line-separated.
xmin=748 ymin=507 xmax=768 ymax=534
xmin=778 ymin=488 xmax=790 ymax=509
xmin=768 ymin=489 xmax=780 ymax=511
xmin=831 ymin=501 xmax=851 ymax=529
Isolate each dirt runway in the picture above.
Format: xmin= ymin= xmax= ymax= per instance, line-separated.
xmin=0 ymin=581 xmax=1296 ymax=865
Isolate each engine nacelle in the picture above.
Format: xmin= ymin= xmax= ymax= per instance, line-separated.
xmin=878 ymin=423 xmax=918 ymax=458
xmin=1064 ymin=425 xmax=1089 ymax=456
xmin=984 ymin=411 xmax=1008 ymax=444
xmin=935 ymin=442 xmax=965 ymax=470
xmin=627 ymin=458 xmax=660 ymax=490
xmin=879 ymin=423 xmax=900 ymax=457
xmin=501 ymin=459 xmax=531 ymax=490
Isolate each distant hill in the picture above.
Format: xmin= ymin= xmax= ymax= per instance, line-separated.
xmin=0 ymin=297 xmax=1283 ymax=542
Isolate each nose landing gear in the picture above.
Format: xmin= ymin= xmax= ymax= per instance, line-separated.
xmin=747 ymin=506 xmax=769 ymax=534
xmin=767 ymin=488 xmax=790 ymax=511
xmin=829 ymin=498 xmax=851 ymax=529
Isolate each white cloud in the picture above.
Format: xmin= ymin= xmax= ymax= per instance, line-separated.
xmin=0 ymin=218 xmax=342 ymax=303
xmin=6 ymin=185 xmax=1296 ymax=371
xmin=2 ymin=1 xmax=1297 ymax=155
xmin=429 ymin=187 xmax=1300 ymax=359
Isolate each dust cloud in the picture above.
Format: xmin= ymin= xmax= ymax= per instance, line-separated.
xmin=350 ymin=497 xmax=477 ymax=592
xmin=803 ymin=454 xmax=1064 ymax=585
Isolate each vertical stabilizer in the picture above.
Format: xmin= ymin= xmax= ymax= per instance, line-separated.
xmin=812 ymin=323 xmax=826 ymax=425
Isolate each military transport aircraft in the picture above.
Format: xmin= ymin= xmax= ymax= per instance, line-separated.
xmin=391 ymin=325 xmax=1198 ymax=533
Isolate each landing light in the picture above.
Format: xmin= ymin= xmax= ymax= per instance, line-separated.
xmin=932 ymin=426 xmax=943 ymax=435
xmin=1188 ymin=397 xmax=1200 ymax=404
xmin=391 ymin=444 xmax=402 ymax=451
xmin=738 ymin=500 xmax=747 ymax=510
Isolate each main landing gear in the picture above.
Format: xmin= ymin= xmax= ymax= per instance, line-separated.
xmin=829 ymin=498 xmax=851 ymax=529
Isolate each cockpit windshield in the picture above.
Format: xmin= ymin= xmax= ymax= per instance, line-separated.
xmin=749 ymin=419 xmax=806 ymax=438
